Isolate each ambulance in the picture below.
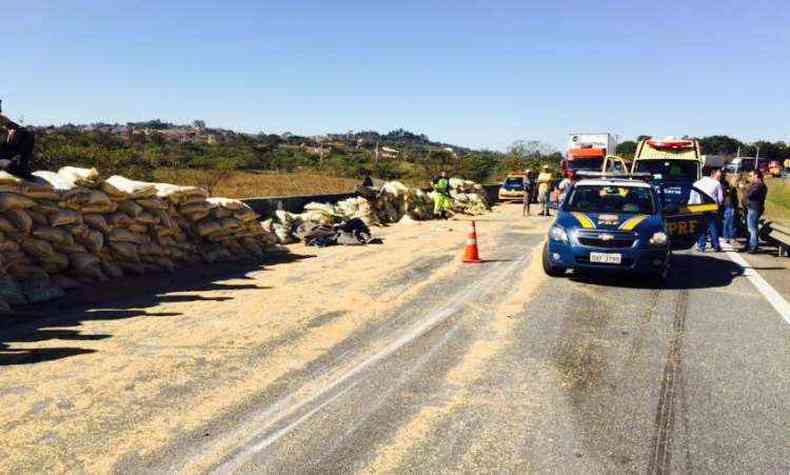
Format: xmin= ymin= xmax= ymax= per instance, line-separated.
xmin=630 ymin=137 xmax=718 ymax=250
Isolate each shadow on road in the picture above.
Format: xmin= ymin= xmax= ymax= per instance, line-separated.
xmin=0 ymin=251 xmax=315 ymax=366
xmin=571 ymin=254 xmax=744 ymax=290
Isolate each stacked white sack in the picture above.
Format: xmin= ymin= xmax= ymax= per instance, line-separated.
xmin=264 ymin=178 xmax=489 ymax=244
xmin=0 ymin=168 xmax=277 ymax=310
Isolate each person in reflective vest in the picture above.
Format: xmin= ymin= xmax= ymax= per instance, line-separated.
xmin=433 ymin=171 xmax=452 ymax=219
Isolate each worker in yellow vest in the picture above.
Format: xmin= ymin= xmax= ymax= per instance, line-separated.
xmin=432 ymin=171 xmax=452 ymax=219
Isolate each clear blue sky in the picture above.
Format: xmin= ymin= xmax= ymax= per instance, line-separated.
xmin=3 ymin=0 xmax=788 ymax=151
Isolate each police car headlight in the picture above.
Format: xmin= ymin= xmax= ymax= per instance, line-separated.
xmin=649 ymin=231 xmax=668 ymax=246
xmin=549 ymin=225 xmax=568 ymax=243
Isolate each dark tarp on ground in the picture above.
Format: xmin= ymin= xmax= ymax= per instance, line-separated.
xmin=298 ymin=218 xmax=378 ymax=247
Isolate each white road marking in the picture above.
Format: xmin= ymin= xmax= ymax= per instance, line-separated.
xmin=725 ymin=251 xmax=790 ymax=324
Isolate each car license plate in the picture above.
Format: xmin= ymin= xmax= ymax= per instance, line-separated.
xmin=590 ymin=252 xmax=622 ymax=264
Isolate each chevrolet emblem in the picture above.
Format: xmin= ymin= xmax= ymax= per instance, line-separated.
xmin=599 ymin=233 xmax=614 ymax=241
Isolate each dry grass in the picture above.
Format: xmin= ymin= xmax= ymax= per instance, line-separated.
xmin=765 ymin=177 xmax=790 ymax=225
xmin=152 ymin=169 xmax=360 ymax=198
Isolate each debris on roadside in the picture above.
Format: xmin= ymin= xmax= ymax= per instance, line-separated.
xmin=266 ymin=178 xmax=490 ymax=244
xmin=299 ymin=218 xmax=379 ymax=247
xmin=446 ymin=178 xmax=490 ymax=216
xmin=0 ymin=167 xmax=278 ymax=310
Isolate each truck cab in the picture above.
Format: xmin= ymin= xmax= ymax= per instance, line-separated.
xmin=562 ymin=133 xmax=617 ymax=177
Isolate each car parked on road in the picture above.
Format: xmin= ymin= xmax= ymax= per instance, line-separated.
xmin=498 ymin=173 xmax=526 ymax=201
xmin=542 ymin=175 xmax=716 ymax=280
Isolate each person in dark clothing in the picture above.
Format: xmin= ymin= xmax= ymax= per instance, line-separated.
xmin=0 ymin=113 xmax=34 ymax=179
xmin=522 ymin=170 xmax=535 ymax=216
xmin=721 ymin=172 xmax=739 ymax=244
xmin=740 ymin=171 xmax=768 ymax=253
xmin=356 ymin=172 xmax=379 ymax=199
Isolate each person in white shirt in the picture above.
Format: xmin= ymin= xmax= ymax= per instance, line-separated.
xmin=557 ymin=170 xmax=577 ymax=205
xmin=691 ymin=168 xmax=723 ymax=252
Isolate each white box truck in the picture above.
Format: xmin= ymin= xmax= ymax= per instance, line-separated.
xmin=563 ymin=133 xmax=618 ymax=176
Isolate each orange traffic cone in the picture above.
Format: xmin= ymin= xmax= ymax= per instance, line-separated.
xmin=463 ymin=221 xmax=482 ymax=263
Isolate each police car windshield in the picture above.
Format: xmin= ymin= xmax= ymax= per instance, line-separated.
xmin=504 ymin=177 xmax=524 ymax=186
xmin=633 ymin=159 xmax=698 ymax=181
xmin=565 ymin=185 xmax=655 ymax=214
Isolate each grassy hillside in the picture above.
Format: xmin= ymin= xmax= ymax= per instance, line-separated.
xmin=152 ymin=169 xmax=360 ymax=198
xmin=33 ymin=127 xmax=564 ymax=195
xmin=765 ymin=177 xmax=790 ymax=225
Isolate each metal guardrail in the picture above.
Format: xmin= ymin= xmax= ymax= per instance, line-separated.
xmin=766 ymin=222 xmax=790 ymax=257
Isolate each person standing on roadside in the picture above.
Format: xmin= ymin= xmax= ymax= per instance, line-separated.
xmin=721 ymin=171 xmax=738 ymax=246
xmin=740 ymin=171 xmax=767 ymax=254
xmin=0 ymin=107 xmax=34 ymax=180
xmin=432 ymin=171 xmax=452 ymax=219
xmin=522 ymin=169 xmax=535 ymax=216
xmin=557 ymin=169 xmax=577 ymax=205
xmin=536 ymin=165 xmax=553 ymax=217
xmin=692 ymin=168 xmax=724 ymax=252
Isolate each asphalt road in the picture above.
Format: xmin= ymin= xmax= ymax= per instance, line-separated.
xmin=1 ymin=205 xmax=787 ymax=474
xmin=165 ymin=209 xmax=789 ymax=474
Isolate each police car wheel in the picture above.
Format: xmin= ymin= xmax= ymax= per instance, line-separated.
xmin=542 ymin=242 xmax=566 ymax=277
xmin=646 ymin=254 xmax=671 ymax=283
xmin=658 ymin=253 xmax=672 ymax=282
xmin=653 ymin=267 xmax=669 ymax=283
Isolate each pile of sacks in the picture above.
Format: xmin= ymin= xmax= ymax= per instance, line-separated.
xmin=0 ymin=167 xmax=277 ymax=310
xmin=265 ymin=178 xmax=489 ymax=244
xmin=445 ymin=178 xmax=490 ymax=216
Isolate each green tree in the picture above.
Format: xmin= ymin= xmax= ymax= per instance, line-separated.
xmin=752 ymin=140 xmax=786 ymax=159
xmin=423 ymin=149 xmax=456 ymax=178
xmin=459 ymin=151 xmax=499 ymax=183
xmin=698 ymin=135 xmax=744 ymax=156
xmin=373 ymin=159 xmax=402 ymax=180
xmin=509 ymin=140 xmax=557 ymax=159
xmin=616 ymin=140 xmax=637 ymax=157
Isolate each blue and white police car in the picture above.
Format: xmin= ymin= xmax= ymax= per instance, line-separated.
xmin=542 ymin=174 xmax=717 ymax=280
